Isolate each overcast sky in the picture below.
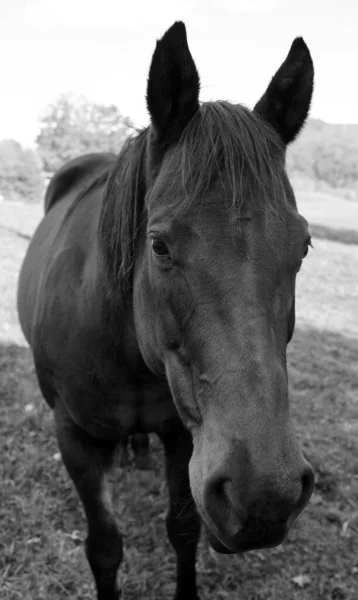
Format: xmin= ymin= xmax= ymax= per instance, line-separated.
xmin=1 ymin=0 xmax=357 ymax=146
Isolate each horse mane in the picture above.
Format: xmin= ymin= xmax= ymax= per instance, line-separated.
xmin=98 ymin=101 xmax=287 ymax=307
xmin=98 ymin=129 xmax=148 ymax=304
xmin=176 ymin=101 xmax=286 ymax=219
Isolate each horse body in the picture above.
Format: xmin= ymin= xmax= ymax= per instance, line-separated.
xmin=18 ymin=21 xmax=316 ymax=600
xmin=18 ymin=154 xmax=176 ymax=440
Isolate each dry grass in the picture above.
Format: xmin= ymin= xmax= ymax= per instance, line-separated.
xmin=1 ymin=196 xmax=357 ymax=599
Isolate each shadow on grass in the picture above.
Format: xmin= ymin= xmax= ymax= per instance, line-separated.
xmin=288 ymin=326 xmax=358 ymax=481
xmin=0 ymin=224 xmax=32 ymax=241
xmin=1 ymin=327 xmax=358 ymax=600
xmin=310 ymin=223 xmax=358 ymax=245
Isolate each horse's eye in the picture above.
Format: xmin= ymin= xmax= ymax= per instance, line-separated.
xmin=302 ymin=237 xmax=312 ymax=260
xmin=152 ymin=237 xmax=170 ymax=258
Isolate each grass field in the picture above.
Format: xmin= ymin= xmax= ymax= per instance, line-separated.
xmin=1 ymin=193 xmax=357 ymax=599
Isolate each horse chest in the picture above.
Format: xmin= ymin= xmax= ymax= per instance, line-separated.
xmin=52 ymin=355 xmax=178 ymax=441
xmin=135 ymin=379 xmax=178 ymax=433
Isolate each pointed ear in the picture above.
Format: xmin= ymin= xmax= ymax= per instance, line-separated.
xmin=254 ymin=38 xmax=314 ymax=145
xmin=146 ymin=21 xmax=200 ymax=145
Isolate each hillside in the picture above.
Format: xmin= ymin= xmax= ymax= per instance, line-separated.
xmin=288 ymin=119 xmax=358 ymax=201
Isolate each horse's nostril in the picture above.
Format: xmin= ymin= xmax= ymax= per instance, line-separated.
xmin=203 ymin=475 xmax=248 ymax=531
xmin=299 ymin=464 xmax=315 ymax=508
xmin=211 ymin=478 xmax=229 ymax=503
xmin=203 ymin=476 xmax=233 ymax=524
xmin=217 ymin=479 xmax=229 ymax=502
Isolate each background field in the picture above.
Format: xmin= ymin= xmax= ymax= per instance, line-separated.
xmin=0 ymin=191 xmax=357 ymax=599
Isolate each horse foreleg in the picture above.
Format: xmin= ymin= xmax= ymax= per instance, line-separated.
xmin=130 ymin=433 xmax=152 ymax=470
xmin=117 ymin=437 xmax=130 ymax=468
xmin=55 ymin=401 xmax=123 ymax=600
xmin=161 ymin=429 xmax=201 ymax=600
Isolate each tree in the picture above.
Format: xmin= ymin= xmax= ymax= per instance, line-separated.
xmin=0 ymin=139 xmax=44 ymax=203
xmin=36 ymin=95 xmax=137 ymax=174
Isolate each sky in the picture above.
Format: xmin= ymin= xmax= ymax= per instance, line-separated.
xmin=1 ymin=0 xmax=357 ymax=146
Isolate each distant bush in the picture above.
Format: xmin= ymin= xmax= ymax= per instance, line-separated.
xmin=0 ymin=139 xmax=44 ymax=203
xmin=36 ymin=94 xmax=137 ymax=175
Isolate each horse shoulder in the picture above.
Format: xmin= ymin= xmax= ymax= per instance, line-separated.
xmin=44 ymin=153 xmax=116 ymax=214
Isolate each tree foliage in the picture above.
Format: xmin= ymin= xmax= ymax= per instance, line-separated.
xmin=287 ymin=119 xmax=358 ymax=201
xmin=0 ymin=139 xmax=44 ymax=203
xmin=36 ymin=95 xmax=137 ymax=174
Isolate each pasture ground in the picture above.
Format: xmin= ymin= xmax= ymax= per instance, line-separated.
xmin=1 ymin=194 xmax=358 ymax=599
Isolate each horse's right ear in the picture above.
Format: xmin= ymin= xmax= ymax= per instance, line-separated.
xmin=146 ymin=22 xmax=200 ymax=146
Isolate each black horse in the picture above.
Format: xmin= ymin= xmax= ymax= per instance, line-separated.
xmin=18 ymin=21 xmax=315 ymax=600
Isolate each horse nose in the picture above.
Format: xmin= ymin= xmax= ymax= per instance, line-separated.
xmin=202 ymin=458 xmax=315 ymax=552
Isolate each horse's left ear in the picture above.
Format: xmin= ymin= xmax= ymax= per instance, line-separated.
xmin=254 ymin=38 xmax=314 ymax=145
xmin=146 ymin=21 xmax=200 ymax=146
